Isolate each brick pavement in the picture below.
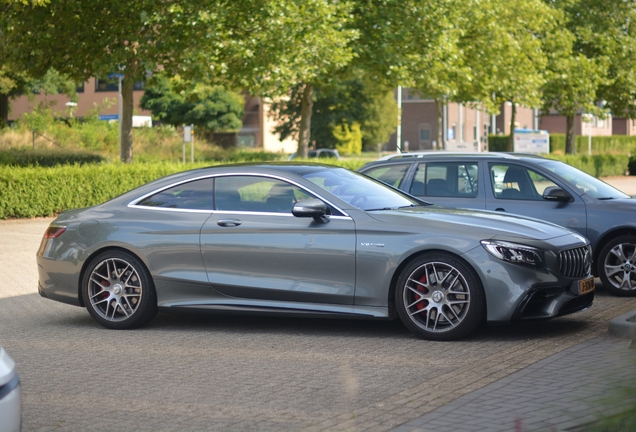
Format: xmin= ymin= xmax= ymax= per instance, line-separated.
xmin=392 ymin=337 xmax=636 ymax=432
xmin=1 ymin=215 xmax=636 ymax=431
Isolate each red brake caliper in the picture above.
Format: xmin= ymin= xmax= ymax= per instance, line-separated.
xmin=101 ymin=280 xmax=110 ymax=299
xmin=415 ymin=274 xmax=427 ymax=310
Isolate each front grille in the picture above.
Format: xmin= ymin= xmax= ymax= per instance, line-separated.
xmin=558 ymin=246 xmax=591 ymax=278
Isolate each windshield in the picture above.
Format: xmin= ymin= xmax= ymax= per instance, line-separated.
xmin=302 ymin=167 xmax=422 ymax=210
xmin=539 ymin=160 xmax=629 ymax=199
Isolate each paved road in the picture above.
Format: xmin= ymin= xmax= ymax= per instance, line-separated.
xmin=1 ymin=217 xmax=635 ymax=432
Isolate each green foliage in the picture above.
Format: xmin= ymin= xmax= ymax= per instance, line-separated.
xmin=546 ymin=154 xmax=629 ymax=177
xmin=270 ymin=76 xmax=397 ymax=149
xmin=140 ymin=75 xmax=244 ymax=133
xmin=0 ymin=163 xmax=207 ymax=219
xmin=0 ymin=148 xmax=105 ymax=166
xmin=333 ymin=122 xmax=362 ymax=155
xmin=490 ymin=133 xmax=636 ymax=155
xmin=488 ymin=135 xmax=509 ymax=152
xmin=549 ymin=134 xmax=636 ymax=155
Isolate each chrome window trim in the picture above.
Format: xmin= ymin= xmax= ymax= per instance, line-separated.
xmin=128 ymin=172 xmax=350 ymax=217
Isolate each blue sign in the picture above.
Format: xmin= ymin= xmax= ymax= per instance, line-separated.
xmin=108 ymin=73 xmax=124 ymax=79
xmin=99 ymin=114 xmax=119 ymax=121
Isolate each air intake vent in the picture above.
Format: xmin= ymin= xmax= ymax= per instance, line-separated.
xmin=559 ymin=246 xmax=591 ymax=279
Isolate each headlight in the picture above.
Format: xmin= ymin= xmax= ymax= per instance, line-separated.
xmin=481 ymin=240 xmax=544 ymax=268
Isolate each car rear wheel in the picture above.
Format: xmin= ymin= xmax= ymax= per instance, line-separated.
xmin=395 ymin=253 xmax=485 ymax=341
xmin=82 ymin=250 xmax=158 ymax=329
xmin=598 ymin=235 xmax=636 ymax=297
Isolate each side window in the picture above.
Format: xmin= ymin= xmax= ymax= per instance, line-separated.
xmin=490 ymin=164 xmax=557 ymax=200
xmin=137 ymin=178 xmax=213 ymax=210
xmin=215 ymin=176 xmax=312 ymax=213
xmin=363 ymin=164 xmax=410 ymax=189
xmin=413 ymin=162 xmax=478 ymax=197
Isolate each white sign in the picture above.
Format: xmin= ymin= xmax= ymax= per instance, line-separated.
xmin=183 ymin=125 xmax=193 ymax=143
xmin=445 ymin=141 xmax=479 ymax=152
xmin=513 ymin=129 xmax=549 ymax=154
xmin=133 ymin=116 xmax=152 ymax=128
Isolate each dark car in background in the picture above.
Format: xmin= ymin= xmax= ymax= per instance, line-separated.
xmin=360 ymin=152 xmax=636 ymax=296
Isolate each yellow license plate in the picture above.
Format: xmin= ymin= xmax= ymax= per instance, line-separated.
xmin=577 ymin=276 xmax=595 ymax=295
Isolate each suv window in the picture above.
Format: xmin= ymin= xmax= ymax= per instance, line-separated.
xmin=137 ymin=178 xmax=213 ymax=210
xmin=362 ymin=164 xmax=410 ymax=188
xmin=411 ymin=162 xmax=478 ymax=197
xmin=490 ymin=164 xmax=557 ymax=200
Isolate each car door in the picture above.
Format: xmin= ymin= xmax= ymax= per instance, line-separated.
xmin=129 ymin=177 xmax=215 ymax=288
xmin=200 ymin=175 xmax=356 ymax=305
xmin=404 ymin=160 xmax=487 ymax=209
xmin=485 ymin=162 xmax=587 ymax=236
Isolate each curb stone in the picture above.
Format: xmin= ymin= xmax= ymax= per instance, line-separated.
xmin=608 ymin=309 xmax=636 ymax=339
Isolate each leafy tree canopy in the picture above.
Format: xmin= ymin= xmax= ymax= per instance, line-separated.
xmin=270 ymin=74 xmax=397 ymax=150
xmin=140 ymin=75 xmax=244 ymax=133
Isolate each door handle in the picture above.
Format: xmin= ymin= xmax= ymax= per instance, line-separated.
xmin=495 ymin=208 xmax=506 ymax=212
xmin=217 ymin=218 xmax=242 ymax=227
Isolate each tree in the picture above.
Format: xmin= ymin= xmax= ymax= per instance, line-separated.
xmin=351 ymin=0 xmax=465 ymax=149
xmin=6 ymin=0 xmax=357 ymax=161
xmin=456 ymin=0 xmax=566 ymax=151
xmin=540 ymin=0 xmax=633 ymax=154
xmin=269 ymin=75 xmax=397 ymax=150
xmin=140 ymin=75 xmax=244 ymax=136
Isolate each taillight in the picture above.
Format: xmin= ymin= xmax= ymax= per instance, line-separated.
xmin=44 ymin=226 xmax=66 ymax=239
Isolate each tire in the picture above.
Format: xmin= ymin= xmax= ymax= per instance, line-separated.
xmin=598 ymin=235 xmax=636 ymax=297
xmin=82 ymin=250 xmax=158 ymax=329
xmin=395 ymin=252 xmax=486 ymax=341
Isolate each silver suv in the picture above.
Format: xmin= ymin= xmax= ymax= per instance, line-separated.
xmin=360 ymin=152 xmax=636 ymax=296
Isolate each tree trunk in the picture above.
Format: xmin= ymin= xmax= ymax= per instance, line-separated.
xmin=120 ymin=75 xmax=135 ymax=163
xmin=435 ymin=98 xmax=444 ymax=150
xmin=297 ymin=83 xmax=313 ymax=158
xmin=565 ymin=113 xmax=576 ymax=154
xmin=506 ymin=100 xmax=516 ymax=152
xmin=0 ymin=94 xmax=9 ymax=129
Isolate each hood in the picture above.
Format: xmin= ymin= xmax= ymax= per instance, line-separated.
xmin=368 ymin=206 xmax=577 ymax=242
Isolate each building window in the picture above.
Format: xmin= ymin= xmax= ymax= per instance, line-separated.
xmin=95 ymin=78 xmax=145 ymax=92
xmin=76 ymin=82 xmax=85 ymax=93
xmin=237 ymin=134 xmax=255 ymax=148
xmin=95 ymin=79 xmax=119 ymax=92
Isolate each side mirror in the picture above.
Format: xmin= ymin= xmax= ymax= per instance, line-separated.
xmin=292 ymin=199 xmax=330 ymax=223
xmin=543 ymin=186 xmax=572 ymax=202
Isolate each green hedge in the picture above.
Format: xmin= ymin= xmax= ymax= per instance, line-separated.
xmin=546 ymin=154 xmax=630 ymax=177
xmin=0 ymin=148 xmax=106 ymax=167
xmin=489 ymin=133 xmax=636 ymax=155
xmin=0 ymin=162 xmax=211 ymax=219
xmin=0 ymin=155 xmax=628 ymax=220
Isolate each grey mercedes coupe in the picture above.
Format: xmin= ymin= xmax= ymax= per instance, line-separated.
xmin=37 ymin=164 xmax=594 ymax=340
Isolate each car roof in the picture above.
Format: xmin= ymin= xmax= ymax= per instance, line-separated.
xmin=363 ymin=152 xmax=551 ymax=169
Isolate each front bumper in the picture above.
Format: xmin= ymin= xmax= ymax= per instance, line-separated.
xmin=511 ymin=281 xmax=595 ymax=322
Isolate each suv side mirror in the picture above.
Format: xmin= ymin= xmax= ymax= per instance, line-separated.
xmin=292 ymin=199 xmax=330 ymax=223
xmin=543 ymin=186 xmax=572 ymax=202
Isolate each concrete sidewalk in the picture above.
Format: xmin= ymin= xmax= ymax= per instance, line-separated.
xmin=601 ymin=175 xmax=636 ymax=196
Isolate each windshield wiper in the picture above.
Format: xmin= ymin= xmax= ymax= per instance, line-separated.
xmin=366 ymin=207 xmax=395 ymax=211
xmin=398 ymin=204 xmax=429 ymax=209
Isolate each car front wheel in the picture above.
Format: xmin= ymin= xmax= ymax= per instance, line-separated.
xmin=82 ymin=250 xmax=158 ymax=329
xmin=395 ymin=252 xmax=486 ymax=341
xmin=598 ymin=235 xmax=636 ymax=297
